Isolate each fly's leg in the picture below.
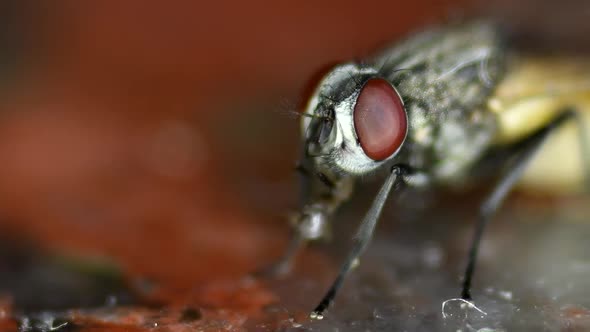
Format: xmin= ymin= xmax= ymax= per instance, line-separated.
xmin=461 ymin=109 xmax=582 ymax=300
xmin=256 ymin=164 xmax=309 ymax=277
xmin=255 ymin=163 xmax=333 ymax=277
xmin=310 ymin=165 xmax=412 ymax=320
xmin=258 ymin=232 xmax=306 ymax=277
xmin=573 ymin=111 xmax=590 ymax=189
xmin=259 ymin=204 xmax=332 ymax=277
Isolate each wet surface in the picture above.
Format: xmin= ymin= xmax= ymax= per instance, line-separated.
xmin=3 ymin=192 xmax=590 ymax=331
xmin=266 ymin=192 xmax=590 ymax=331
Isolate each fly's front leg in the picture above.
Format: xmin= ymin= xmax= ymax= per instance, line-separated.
xmin=310 ymin=165 xmax=418 ymax=320
xmin=262 ymin=203 xmax=332 ymax=277
xmin=573 ymin=110 xmax=590 ymax=189
xmin=258 ymin=163 xmax=353 ymax=277
xmin=461 ymin=109 xmax=585 ymax=300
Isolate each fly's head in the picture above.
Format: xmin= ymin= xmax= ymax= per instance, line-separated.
xmin=301 ymin=63 xmax=409 ymax=176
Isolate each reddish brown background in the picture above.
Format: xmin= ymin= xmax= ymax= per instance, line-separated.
xmin=0 ymin=0 xmax=465 ymax=292
xmin=3 ymin=1 xmax=589 ymax=331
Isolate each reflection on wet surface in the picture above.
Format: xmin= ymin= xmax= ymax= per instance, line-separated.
xmin=263 ymin=190 xmax=590 ymax=331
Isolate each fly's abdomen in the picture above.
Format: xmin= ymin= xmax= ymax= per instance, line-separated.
xmin=490 ymin=56 xmax=590 ymax=193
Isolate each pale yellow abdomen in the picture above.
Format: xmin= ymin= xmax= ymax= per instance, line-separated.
xmin=489 ymin=57 xmax=590 ymax=193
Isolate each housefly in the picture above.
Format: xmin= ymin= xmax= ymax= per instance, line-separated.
xmin=271 ymin=21 xmax=590 ymax=319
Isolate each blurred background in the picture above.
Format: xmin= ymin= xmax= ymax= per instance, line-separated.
xmin=0 ymin=1 xmax=589 ymax=331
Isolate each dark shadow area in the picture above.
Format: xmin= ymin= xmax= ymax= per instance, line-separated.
xmin=0 ymin=230 xmax=135 ymax=314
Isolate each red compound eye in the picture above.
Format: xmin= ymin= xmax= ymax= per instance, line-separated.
xmin=353 ymin=78 xmax=407 ymax=161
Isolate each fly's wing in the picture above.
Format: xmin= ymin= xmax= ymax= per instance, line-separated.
xmin=490 ymin=56 xmax=590 ymax=193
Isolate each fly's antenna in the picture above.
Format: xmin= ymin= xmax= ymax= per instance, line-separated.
xmin=276 ymin=108 xmax=327 ymax=120
xmin=275 ymin=97 xmax=331 ymax=121
xmin=274 ymin=98 xmax=303 ymax=120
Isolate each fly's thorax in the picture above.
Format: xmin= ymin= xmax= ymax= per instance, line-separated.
xmin=376 ymin=22 xmax=507 ymax=183
xmin=402 ymin=106 xmax=498 ymax=184
xmin=391 ymin=105 xmax=499 ymax=185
